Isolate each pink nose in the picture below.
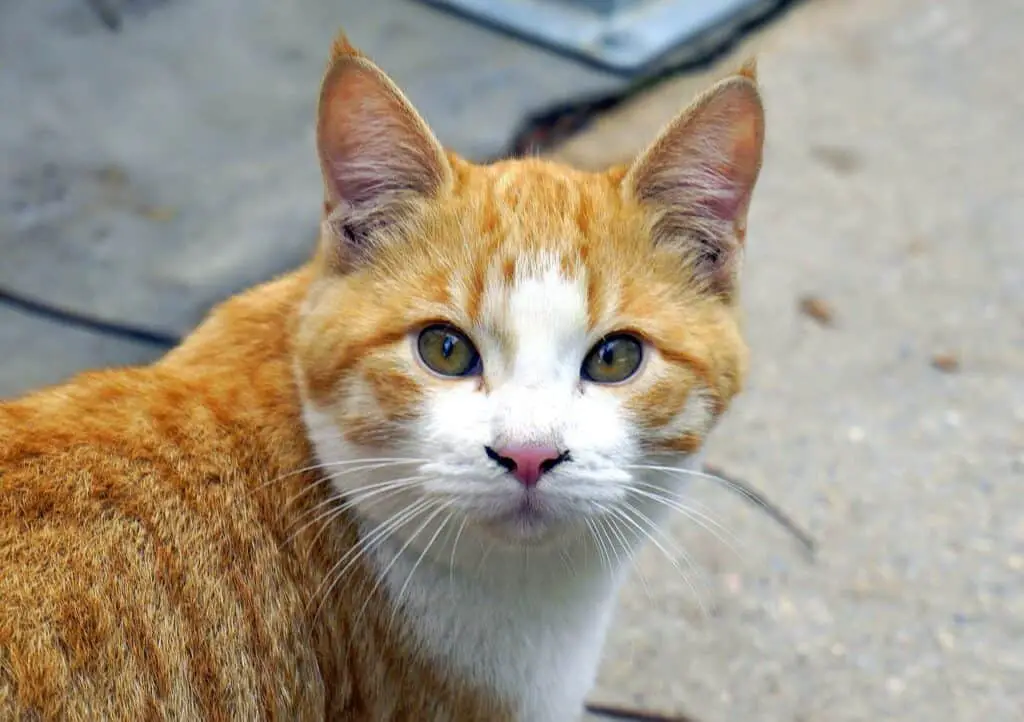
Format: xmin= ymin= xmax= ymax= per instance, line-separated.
xmin=485 ymin=445 xmax=568 ymax=487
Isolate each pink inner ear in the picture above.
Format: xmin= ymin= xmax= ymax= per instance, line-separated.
xmin=696 ymin=160 xmax=750 ymax=223
xmin=629 ymin=79 xmax=763 ymax=230
xmin=317 ymin=59 xmax=448 ymax=215
xmin=625 ymin=78 xmax=763 ymax=297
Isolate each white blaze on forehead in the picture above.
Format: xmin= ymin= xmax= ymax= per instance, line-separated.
xmin=482 ymin=253 xmax=589 ymax=388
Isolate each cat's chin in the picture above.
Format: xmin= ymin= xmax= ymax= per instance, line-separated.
xmin=473 ymin=501 xmax=580 ymax=549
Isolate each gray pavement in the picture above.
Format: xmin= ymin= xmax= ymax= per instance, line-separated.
xmin=2 ymin=0 xmax=1022 ymax=721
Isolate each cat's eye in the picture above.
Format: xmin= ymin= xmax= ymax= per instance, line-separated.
xmin=416 ymin=324 xmax=482 ymax=378
xmin=581 ymin=334 xmax=644 ymax=384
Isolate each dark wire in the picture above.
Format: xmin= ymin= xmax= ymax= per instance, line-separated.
xmin=0 ymin=286 xmax=180 ymax=349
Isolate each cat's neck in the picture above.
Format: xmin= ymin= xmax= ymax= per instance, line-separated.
xmin=367 ymin=521 xmax=626 ymax=722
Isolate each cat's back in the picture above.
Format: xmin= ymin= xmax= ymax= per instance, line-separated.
xmin=0 ymin=364 xmax=326 ymax=720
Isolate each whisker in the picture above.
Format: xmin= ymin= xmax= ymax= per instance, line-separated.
xmin=585 ymin=516 xmax=613 ymax=573
xmin=594 ymin=505 xmax=653 ymax=602
xmin=583 ymin=518 xmax=610 ymax=573
xmin=311 ymin=499 xmax=434 ymax=623
xmin=385 ymin=503 xmax=456 ymax=634
xmin=448 ymin=515 xmax=470 ymax=587
xmin=249 ymin=457 xmax=427 ymax=497
xmin=286 ymin=478 xmax=426 ymax=551
xmin=617 ymin=499 xmax=710 ymax=617
xmin=625 ymin=481 xmax=744 ymax=561
xmin=627 ymin=463 xmax=816 ymax=557
xmin=285 ymin=474 xmax=415 ymax=533
xmin=281 ymin=460 xmax=427 ymax=510
xmin=473 ymin=539 xmax=496 ymax=577
xmin=309 ymin=498 xmax=433 ymax=621
xmin=350 ymin=501 xmax=445 ymax=630
xmin=304 ymin=487 xmax=420 ymax=560
xmin=558 ymin=547 xmax=577 ymax=579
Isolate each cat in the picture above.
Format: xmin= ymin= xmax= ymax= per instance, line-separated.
xmin=0 ymin=33 xmax=763 ymax=722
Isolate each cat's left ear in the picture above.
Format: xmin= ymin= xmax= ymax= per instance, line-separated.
xmin=316 ymin=34 xmax=452 ymax=270
xmin=623 ymin=63 xmax=764 ymax=299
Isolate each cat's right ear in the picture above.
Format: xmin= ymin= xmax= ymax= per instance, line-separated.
xmin=622 ymin=66 xmax=764 ymax=300
xmin=316 ymin=35 xmax=452 ymax=271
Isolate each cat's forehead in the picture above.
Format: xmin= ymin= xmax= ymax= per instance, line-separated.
xmin=464 ymin=159 xmax=626 ymax=229
xmin=478 ymin=250 xmax=590 ymax=328
xmin=470 ymin=252 xmax=592 ymax=382
xmin=431 ymin=161 xmax=655 ymax=340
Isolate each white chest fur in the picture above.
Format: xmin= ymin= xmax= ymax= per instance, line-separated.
xmin=369 ymin=533 xmax=626 ymax=722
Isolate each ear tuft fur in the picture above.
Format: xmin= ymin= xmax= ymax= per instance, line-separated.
xmin=736 ymin=57 xmax=758 ymax=83
xmin=328 ymin=31 xmax=364 ymax=65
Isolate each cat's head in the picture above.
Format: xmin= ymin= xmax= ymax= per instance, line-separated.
xmin=295 ymin=35 xmax=763 ymax=551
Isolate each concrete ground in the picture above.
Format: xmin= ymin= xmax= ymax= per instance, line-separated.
xmin=572 ymin=0 xmax=1023 ymax=720
xmin=2 ymin=0 xmax=1022 ymax=721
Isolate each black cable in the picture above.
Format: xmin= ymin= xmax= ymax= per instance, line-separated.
xmin=0 ymin=286 xmax=181 ymax=349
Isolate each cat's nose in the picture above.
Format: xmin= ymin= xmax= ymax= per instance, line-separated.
xmin=484 ymin=445 xmax=570 ymax=488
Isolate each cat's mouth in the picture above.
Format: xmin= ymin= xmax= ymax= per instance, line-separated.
xmin=476 ymin=492 xmax=575 ymax=545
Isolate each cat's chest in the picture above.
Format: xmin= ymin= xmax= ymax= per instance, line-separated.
xmin=372 ymin=541 xmax=621 ymax=722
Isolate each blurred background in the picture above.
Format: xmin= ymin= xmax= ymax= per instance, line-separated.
xmin=1 ymin=1 xmax=1021 ymax=720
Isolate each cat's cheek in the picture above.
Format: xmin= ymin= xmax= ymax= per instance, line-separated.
xmin=622 ymin=361 xmax=718 ymax=454
xmin=359 ymin=358 xmax=425 ymax=423
xmin=641 ymin=390 xmax=716 ymax=455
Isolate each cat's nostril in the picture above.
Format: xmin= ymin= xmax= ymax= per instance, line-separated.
xmin=485 ymin=445 xmax=570 ymax=488
xmin=484 ymin=445 xmax=518 ymax=473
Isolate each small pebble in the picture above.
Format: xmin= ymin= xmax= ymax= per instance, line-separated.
xmin=886 ymin=677 xmax=907 ymax=696
xmin=775 ymin=596 xmax=796 ymax=618
xmin=936 ymin=629 xmax=957 ymax=650
xmin=971 ymin=538 xmax=994 ymax=553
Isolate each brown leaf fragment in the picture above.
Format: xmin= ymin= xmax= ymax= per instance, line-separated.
xmin=798 ymin=295 xmax=835 ymax=327
xmin=931 ymin=353 xmax=961 ymax=373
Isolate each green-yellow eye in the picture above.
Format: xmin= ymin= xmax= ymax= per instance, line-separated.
xmin=416 ymin=324 xmax=482 ymax=377
xmin=582 ymin=334 xmax=644 ymax=384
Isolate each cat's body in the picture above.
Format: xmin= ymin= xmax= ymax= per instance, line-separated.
xmin=0 ymin=271 xmax=510 ymax=720
xmin=0 ymin=35 xmax=764 ymax=722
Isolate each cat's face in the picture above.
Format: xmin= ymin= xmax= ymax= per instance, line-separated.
xmin=295 ymin=37 xmax=762 ymax=551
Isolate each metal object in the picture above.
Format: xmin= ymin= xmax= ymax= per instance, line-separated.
xmin=417 ymin=0 xmax=781 ymax=75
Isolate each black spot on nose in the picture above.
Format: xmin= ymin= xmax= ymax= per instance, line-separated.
xmin=485 ymin=445 xmax=517 ymax=472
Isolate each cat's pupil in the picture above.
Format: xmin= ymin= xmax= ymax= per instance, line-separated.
xmin=599 ymin=343 xmax=616 ymax=366
xmin=442 ymin=335 xmax=456 ymax=358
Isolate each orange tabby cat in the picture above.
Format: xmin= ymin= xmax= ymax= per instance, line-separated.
xmin=0 ymin=34 xmax=763 ymax=722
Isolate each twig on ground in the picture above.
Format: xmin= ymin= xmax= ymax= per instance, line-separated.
xmin=703 ymin=463 xmax=817 ymax=560
xmin=584 ymin=701 xmax=696 ymax=721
